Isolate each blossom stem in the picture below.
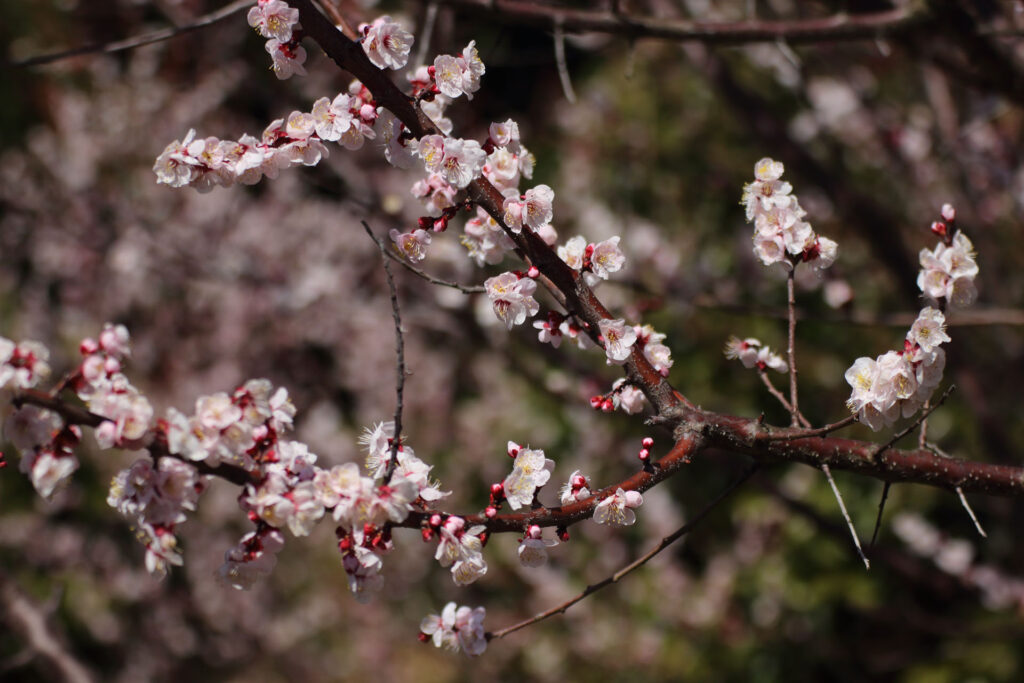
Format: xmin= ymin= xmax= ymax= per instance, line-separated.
xmin=786 ymin=268 xmax=799 ymax=426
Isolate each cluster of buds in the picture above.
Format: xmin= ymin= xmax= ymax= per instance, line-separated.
xmin=559 ymin=470 xmax=592 ymax=505
xmin=589 ymin=378 xmax=647 ymax=415
xmin=742 ymin=157 xmax=837 ymax=271
xmin=919 ymin=204 xmax=978 ymax=307
xmin=637 ymin=436 xmax=655 ymax=463
xmin=724 ymin=336 xmax=788 ymax=373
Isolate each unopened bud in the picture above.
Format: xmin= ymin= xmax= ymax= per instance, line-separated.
xmin=418 ymin=632 xmax=430 ymax=643
xmin=642 ymin=437 xmax=654 ymax=448
xmin=638 ymin=448 xmax=650 ymax=461
xmin=421 ymin=527 xmax=434 ymax=542
xmin=429 ymin=514 xmax=443 ymax=527
xmin=527 ymin=266 xmax=539 ymax=278
xmin=601 ymin=398 xmax=615 ymax=413
xmin=79 ymin=338 xmax=99 ymax=355
xmin=527 ymin=524 xmax=542 ymax=539
xmin=930 ymin=221 xmax=947 ymax=238
xmin=941 ymin=203 xmax=956 ymax=222
xmin=490 ymin=482 xmax=504 ymax=496
xmin=556 ymin=526 xmax=570 ymax=542
xmin=589 ymin=395 xmax=603 ymax=409
xmin=485 ymin=506 xmax=497 ymax=518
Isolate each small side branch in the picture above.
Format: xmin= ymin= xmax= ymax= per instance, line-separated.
xmin=786 ymin=269 xmax=799 ymax=426
xmin=382 ymin=248 xmax=484 ymax=293
xmin=13 ymin=0 xmax=253 ymax=67
xmin=363 ymin=222 xmax=407 ymax=484
xmin=553 ymin=18 xmax=577 ymax=104
xmin=872 ymin=385 xmax=957 ymax=461
xmin=955 ymin=486 xmax=987 ymax=538
xmin=486 ymin=463 xmax=759 ymax=640
xmin=821 ymin=463 xmax=870 ymax=569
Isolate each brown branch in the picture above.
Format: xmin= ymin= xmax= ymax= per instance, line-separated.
xmin=425 ymin=0 xmax=924 ymax=46
xmin=382 ymin=246 xmax=484 ymax=293
xmin=486 ymin=462 xmax=760 ymax=640
xmin=12 ymin=0 xmax=253 ymax=67
xmin=0 ymin=571 xmax=95 ymax=683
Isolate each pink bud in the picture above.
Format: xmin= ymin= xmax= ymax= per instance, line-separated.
xmin=421 ymin=528 xmax=433 ymax=542
xmin=527 ymin=266 xmax=539 ymax=278
xmin=930 ymin=221 xmax=947 ymax=238
xmin=589 ymin=396 xmax=603 ymax=409
xmin=507 ymin=441 xmax=520 ymax=458
xmin=527 ymin=525 xmax=542 ymax=539
xmin=104 ymin=357 xmax=121 ymax=375
xmin=642 ymin=437 xmax=654 ymax=448
xmin=485 ymin=506 xmax=497 ymax=518
xmin=79 ymin=338 xmax=99 ymax=355
xmin=940 ymin=203 xmax=956 ymax=222
xmin=601 ymin=398 xmax=614 ymax=413
xmin=571 ymin=474 xmax=586 ymax=488
xmin=429 ymin=514 xmax=442 ymax=527
xmin=490 ymin=482 xmax=503 ymax=496
xmin=638 ymin=448 xmax=650 ymax=461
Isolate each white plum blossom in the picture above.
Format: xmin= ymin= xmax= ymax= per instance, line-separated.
xmin=724 ymin=336 xmax=787 ymax=373
xmin=247 ymin=0 xmax=299 ymax=43
xmin=311 ymin=94 xmax=354 ymax=141
xmin=218 ymin=528 xmax=286 ymax=590
xmin=502 ymin=184 xmax=554 ymax=232
xmin=590 ymin=237 xmax=626 ymax=279
xmin=24 ymin=449 xmax=79 ymax=499
xmin=908 ymin=307 xmax=951 ymax=355
xmin=360 ymin=15 xmax=413 ymax=70
xmin=418 ymin=135 xmax=486 ymax=189
xmin=518 ymin=525 xmax=558 ymax=567
xmin=434 ymin=516 xmax=488 ymax=585
xmin=484 ymin=272 xmax=539 ymax=329
xmin=502 ymin=445 xmax=555 ymax=510
xmin=489 ymin=119 xmax=521 ymax=152
xmin=265 ymin=39 xmax=307 ymax=79
xmin=0 ymin=337 xmax=50 ymax=390
xmin=742 ymin=157 xmax=837 ymax=270
xmin=421 ymin=603 xmax=487 ymax=656
xmin=390 ymin=228 xmax=432 ymax=263
xmin=559 ymin=470 xmax=591 ymax=505
xmin=598 ymin=318 xmax=637 ymax=365
xmin=613 ymin=377 xmax=648 ymax=414
xmin=593 ymin=487 xmax=644 ymax=526
xmin=918 ymin=229 xmax=978 ymax=307
xmin=558 ymin=235 xmax=587 ymax=270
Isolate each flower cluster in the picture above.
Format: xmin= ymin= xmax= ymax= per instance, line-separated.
xmin=502 ymin=442 xmax=555 ymax=510
xmin=432 ymin=515 xmax=488 ymax=585
xmin=918 ymin=205 xmax=978 ymax=307
xmin=484 ymin=271 xmax=540 ymax=329
xmin=742 ymin=157 xmax=837 ymax=270
xmin=417 ymin=135 xmax=487 ymax=189
xmin=724 ymin=336 xmax=788 ymax=373
xmin=420 ymin=603 xmax=487 ymax=656
xmin=844 ymin=307 xmax=950 ymax=431
xmin=558 ymin=235 xmax=627 ymax=285
xmin=0 ymin=336 xmax=50 ymax=391
xmin=461 ymin=206 xmax=517 ymax=265
xmin=359 ymin=15 xmax=413 ymax=71
xmin=248 ymin=0 xmax=305 ymax=79
xmin=154 ymin=82 xmax=376 ymax=192
xmin=503 ymin=184 xmax=555 ymax=233
xmin=108 ymin=457 xmax=207 ymax=577
xmin=481 ymin=119 xmax=535 ymax=194
xmin=593 ymin=487 xmax=644 ymax=526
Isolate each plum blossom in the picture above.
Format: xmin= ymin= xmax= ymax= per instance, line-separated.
xmin=518 ymin=525 xmax=558 ymax=567
xmin=484 ymin=272 xmax=539 ymax=329
xmin=559 ymin=470 xmax=591 ymax=505
xmin=590 ymin=237 xmax=626 ymax=279
xmin=918 ymin=229 xmax=978 ymax=307
xmin=724 ymin=336 xmax=787 ymax=373
xmin=418 ymin=135 xmax=486 ymax=189
xmin=502 ymin=184 xmax=554 ymax=233
xmin=742 ymin=157 xmax=837 ymax=270
xmin=218 ymin=528 xmax=286 ymax=590
xmin=420 ymin=603 xmax=487 ymax=656
xmin=613 ymin=377 xmax=648 ymax=414
xmin=265 ymin=39 xmax=307 ymax=79
xmin=598 ymin=318 xmax=637 ymax=365
xmin=390 ymin=228 xmax=432 ymax=263
xmin=247 ymin=0 xmax=299 ymax=43
xmin=502 ymin=444 xmax=555 ymax=510
xmin=593 ymin=487 xmax=644 ymax=526
xmin=360 ymin=15 xmax=413 ymax=70
xmin=0 ymin=337 xmax=51 ymax=390
xmin=434 ymin=516 xmax=488 ymax=585
xmin=489 ymin=119 xmax=521 ymax=152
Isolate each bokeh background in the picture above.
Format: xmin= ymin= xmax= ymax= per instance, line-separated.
xmin=2 ymin=0 xmax=1024 ymax=680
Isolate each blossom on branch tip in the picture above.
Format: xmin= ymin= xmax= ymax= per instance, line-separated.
xmin=724 ymin=336 xmax=787 ymax=373
xmin=390 ymin=228 xmax=431 ymax=263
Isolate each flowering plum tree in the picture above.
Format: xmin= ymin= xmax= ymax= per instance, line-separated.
xmin=3 ymin=0 xmax=1024 ymax=679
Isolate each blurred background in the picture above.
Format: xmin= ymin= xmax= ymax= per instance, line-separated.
xmin=2 ymin=0 xmax=1024 ymax=680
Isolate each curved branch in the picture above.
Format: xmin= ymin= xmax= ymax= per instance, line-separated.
xmin=424 ymin=0 xmax=924 ymax=46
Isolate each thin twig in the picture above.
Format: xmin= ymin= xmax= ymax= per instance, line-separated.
xmin=13 ymin=0 xmax=252 ymax=67
xmin=381 ymin=247 xmax=484 ymax=293
xmin=756 ymin=414 xmax=858 ymax=441
xmin=756 ymin=369 xmax=812 ymax=430
xmin=363 ymin=222 xmax=407 ymax=484
xmin=869 ymin=481 xmax=891 ymax=547
xmin=786 ymin=268 xmax=799 ymax=426
xmin=487 ymin=463 xmax=760 ymax=640
xmin=553 ymin=18 xmax=577 ymax=104
xmin=955 ymin=486 xmax=987 ymax=538
xmin=821 ymin=463 xmax=870 ymax=569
